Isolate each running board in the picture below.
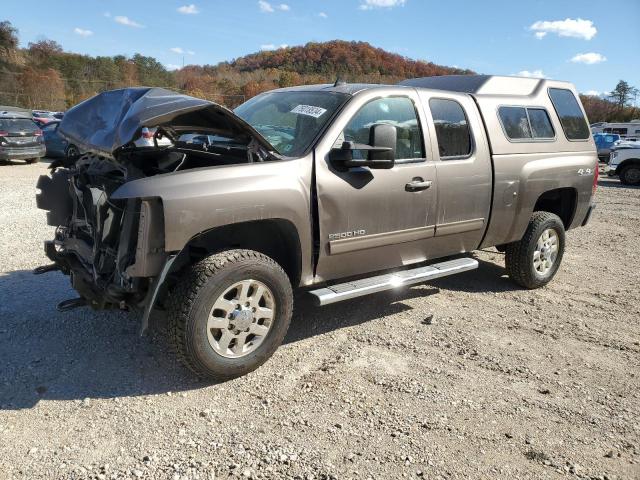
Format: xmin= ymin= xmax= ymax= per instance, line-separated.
xmin=309 ymin=258 xmax=478 ymax=306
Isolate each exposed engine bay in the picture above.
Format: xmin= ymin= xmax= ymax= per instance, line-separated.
xmin=35 ymin=87 xmax=278 ymax=311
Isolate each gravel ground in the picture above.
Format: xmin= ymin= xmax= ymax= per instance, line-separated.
xmin=0 ymin=161 xmax=639 ymax=480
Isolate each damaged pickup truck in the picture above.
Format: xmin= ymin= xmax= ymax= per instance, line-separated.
xmin=36 ymin=77 xmax=597 ymax=379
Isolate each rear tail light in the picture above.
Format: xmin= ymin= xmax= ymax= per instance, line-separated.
xmin=34 ymin=130 xmax=43 ymax=136
xmin=0 ymin=131 xmax=8 ymax=136
xmin=593 ymin=163 xmax=599 ymax=195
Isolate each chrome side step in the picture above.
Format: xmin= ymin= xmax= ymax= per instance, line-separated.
xmin=309 ymin=257 xmax=478 ymax=306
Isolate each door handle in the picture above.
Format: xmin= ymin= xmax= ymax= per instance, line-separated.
xmin=405 ymin=178 xmax=432 ymax=192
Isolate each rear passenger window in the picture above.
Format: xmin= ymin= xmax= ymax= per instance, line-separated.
xmin=498 ymin=107 xmax=554 ymax=140
xmin=429 ymin=98 xmax=472 ymax=158
xmin=548 ymin=88 xmax=590 ymax=140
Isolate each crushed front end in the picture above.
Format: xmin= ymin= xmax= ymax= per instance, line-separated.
xmin=34 ymin=87 xmax=277 ymax=314
xmin=36 ymin=153 xmax=166 ymax=311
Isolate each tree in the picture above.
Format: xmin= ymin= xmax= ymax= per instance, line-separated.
xmin=0 ymin=20 xmax=18 ymax=50
xmin=28 ymin=39 xmax=63 ymax=68
xmin=608 ymin=80 xmax=639 ymax=108
xmin=19 ymin=67 xmax=66 ymax=110
xmin=131 ymin=53 xmax=172 ymax=86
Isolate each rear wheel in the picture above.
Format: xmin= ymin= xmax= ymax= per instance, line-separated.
xmin=619 ymin=165 xmax=640 ymax=186
xmin=167 ymin=249 xmax=293 ymax=380
xmin=505 ymin=212 xmax=565 ymax=289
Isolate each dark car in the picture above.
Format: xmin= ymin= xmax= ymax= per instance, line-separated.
xmin=41 ymin=120 xmax=80 ymax=159
xmin=0 ymin=114 xmax=46 ymax=163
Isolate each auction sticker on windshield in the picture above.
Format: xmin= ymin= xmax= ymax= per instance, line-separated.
xmin=290 ymin=105 xmax=327 ymax=118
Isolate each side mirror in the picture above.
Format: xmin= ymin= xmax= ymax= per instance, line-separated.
xmin=369 ymin=124 xmax=396 ymax=162
xmin=329 ymin=124 xmax=396 ymax=169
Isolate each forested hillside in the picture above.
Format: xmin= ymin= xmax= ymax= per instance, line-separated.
xmin=0 ymin=20 xmax=637 ymax=123
xmin=0 ymin=19 xmax=471 ymax=110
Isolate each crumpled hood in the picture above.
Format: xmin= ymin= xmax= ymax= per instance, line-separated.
xmin=58 ymin=87 xmax=275 ymax=158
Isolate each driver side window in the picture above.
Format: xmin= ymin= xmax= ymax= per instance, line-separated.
xmin=336 ymin=96 xmax=426 ymax=162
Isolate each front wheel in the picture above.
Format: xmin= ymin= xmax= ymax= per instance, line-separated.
xmin=167 ymin=249 xmax=293 ymax=380
xmin=505 ymin=212 xmax=565 ymax=289
xmin=619 ymin=165 xmax=640 ymax=186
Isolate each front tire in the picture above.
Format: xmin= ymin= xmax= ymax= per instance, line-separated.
xmin=167 ymin=249 xmax=293 ymax=380
xmin=505 ymin=212 xmax=565 ymax=289
xmin=26 ymin=158 xmax=39 ymax=164
xmin=619 ymin=165 xmax=640 ymax=186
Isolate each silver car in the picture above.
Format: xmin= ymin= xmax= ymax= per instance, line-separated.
xmin=0 ymin=114 xmax=46 ymax=163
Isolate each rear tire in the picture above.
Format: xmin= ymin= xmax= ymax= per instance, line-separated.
xmin=167 ymin=249 xmax=293 ymax=380
xmin=26 ymin=158 xmax=38 ymax=164
xmin=619 ymin=165 xmax=640 ymax=186
xmin=505 ymin=212 xmax=565 ymax=289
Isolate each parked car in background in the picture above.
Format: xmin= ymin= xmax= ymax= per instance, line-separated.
xmin=32 ymin=110 xmax=58 ymax=126
xmin=0 ymin=113 xmax=45 ymax=163
xmin=133 ymin=127 xmax=173 ymax=148
xmin=606 ymin=144 xmax=640 ymax=185
xmin=41 ymin=120 xmax=80 ymax=159
xmin=593 ymin=133 xmax=620 ymax=162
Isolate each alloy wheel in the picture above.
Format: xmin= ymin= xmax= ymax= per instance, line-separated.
xmin=206 ymin=279 xmax=275 ymax=358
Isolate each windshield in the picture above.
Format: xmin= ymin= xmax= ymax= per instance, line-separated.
xmin=0 ymin=118 xmax=38 ymax=132
xmin=234 ymin=91 xmax=350 ymax=156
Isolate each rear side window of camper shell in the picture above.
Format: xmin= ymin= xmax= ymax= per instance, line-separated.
xmin=548 ymin=88 xmax=590 ymax=140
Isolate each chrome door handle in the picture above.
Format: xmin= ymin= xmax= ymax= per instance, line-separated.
xmin=405 ymin=179 xmax=432 ymax=192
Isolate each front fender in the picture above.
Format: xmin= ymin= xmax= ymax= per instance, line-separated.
xmin=112 ymin=157 xmax=314 ymax=283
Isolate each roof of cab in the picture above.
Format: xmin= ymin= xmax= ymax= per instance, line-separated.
xmin=272 ymin=83 xmax=395 ymax=95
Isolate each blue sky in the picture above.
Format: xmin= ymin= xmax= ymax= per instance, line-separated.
xmin=4 ymin=0 xmax=639 ymax=99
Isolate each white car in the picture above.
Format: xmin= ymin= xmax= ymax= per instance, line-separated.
xmin=606 ymin=145 xmax=640 ymax=185
xmin=133 ymin=127 xmax=173 ymax=147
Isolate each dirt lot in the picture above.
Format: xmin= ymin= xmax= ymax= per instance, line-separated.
xmin=0 ymin=161 xmax=638 ymax=480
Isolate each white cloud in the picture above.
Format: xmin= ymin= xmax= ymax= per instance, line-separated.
xmin=515 ymin=70 xmax=547 ymax=79
xmin=260 ymin=43 xmax=288 ymax=51
xmin=258 ymin=1 xmax=274 ymax=12
xmin=74 ymin=28 xmax=93 ymax=37
xmin=170 ymin=47 xmax=195 ymax=55
xmin=318 ymin=12 xmax=328 ymax=18
xmin=259 ymin=1 xmax=289 ymax=12
xmin=570 ymin=52 xmax=606 ymax=64
xmin=359 ymin=0 xmax=406 ymax=10
xmin=583 ymin=90 xmax=600 ymax=96
xmin=114 ymin=16 xmax=144 ymax=28
xmin=165 ymin=64 xmax=181 ymax=71
xmin=530 ymin=18 xmax=597 ymax=40
xmin=177 ymin=4 xmax=199 ymax=14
